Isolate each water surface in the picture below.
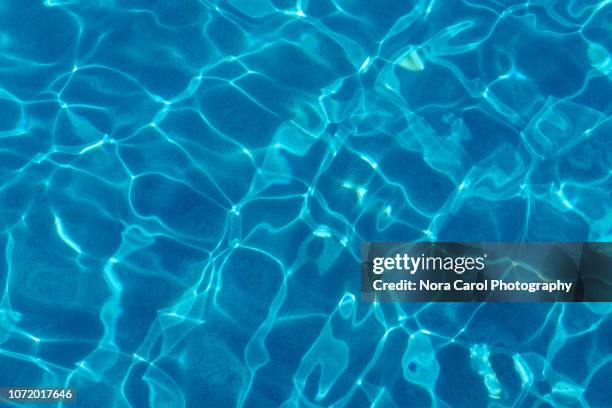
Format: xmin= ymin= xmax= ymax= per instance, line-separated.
xmin=0 ymin=1 xmax=611 ymax=407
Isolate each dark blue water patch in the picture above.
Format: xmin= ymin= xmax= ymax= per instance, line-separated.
xmin=321 ymin=324 xmax=387 ymax=401
xmin=595 ymin=314 xmax=612 ymax=355
xmin=243 ymin=377 xmax=289 ymax=408
xmin=581 ymin=4 xmax=612 ymax=45
xmin=0 ymin=356 xmax=44 ymax=388
xmin=486 ymin=76 xmax=546 ymax=121
xmin=174 ymin=326 xmax=246 ymax=408
xmin=490 ymin=353 xmax=522 ymax=401
xmin=17 ymin=304 xmax=104 ymax=342
xmin=123 ymin=362 xmax=150 ymax=408
xmin=196 ymin=85 xmax=281 ymax=148
xmin=362 ymin=330 xmax=408 ymax=384
xmin=37 ymin=340 xmax=95 ymax=368
xmin=534 ymin=379 xmax=552 ymax=398
xmin=515 ymin=33 xmax=588 ymax=98
xmin=61 ymin=74 xmax=161 ymax=140
xmin=244 ymin=42 xmax=343 ymax=93
xmin=117 ymin=128 xmax=197 ymax=176
xmin=435 ymin=344 xmax=489 ymax=408
xmin=281 ymin=261 xmax=344 ymax=315
xmin=439 ymin=197 xmax=527 ymax=241
xmin=398 ymin=62 xmax=474 ymax=108
xmin=417 ymin=303 xmax=481 ymax=337
xmin=551 ymin=0 xmax=601 ymax=24
xmin=525 ymin=200 xmax=590 ymax=242
xmin=559 ymin=122 xmax=612 ymax=181
xmin=304 ymin=0 xmax=338 ymax=18
xmin=561 ymin=304 xmax=606 ymax=335
xmin=241 ymin=223 xmax=310 ymax=266
xmin=115 ymin=300 xmax=182 ymax=353
xmin=147 ymin=237 xmax=208 ymax=279
xmin=60 ymin=68 xmax=146 ymax=106
xmin=379 ymin=149 xmax=456 ymax=212
xmin=241 ymin=196 xmax=303 ymax=231
xmin=71 ymin=378 xmax=116 ymax=408
xmin=335 ymin=0 xmax=418 ymax=38
xmin=584 ymin=361 xmax=612 ymax=408
xmin=205 ymin=60 xmax=249 ymax=81
xmin=0 ymin=0 xmax=76 ymax=63
xmin=0 ymin=180 xmax=42 ymax=226
xmin=151 ymin=0 xmax=207 ymax=28
xmin=344 ymin=388 xmax=376 ymax=407
xmin=308 ymin=198 xmax=352 ymax=237
xmin=0 ymin=98 xmax=21 ymax=132
xmin=206 ymin=15 xmax=247 ymax=55
xmin=131 ymin=174 xmax=227 ymax=239
xmin=263 ymin=316 xmax=328 ymax=379
xmin=85 ymin=14 xmax=206 ymax=98
xmin=317 ymin=14 xmax=379 ymax=56
xmin=572 ymin=75 xmax=612 ymax=114
xmin=236 ymin=74 xmax=298 ymax=117
xmin=51 ymin=205 xmax=123 ymax=259
xmin=461 ymin=304 xmax=553 ymax=349
xmin=285 ymin=139 xmax=337 ymax=183
xmin=0 ymin=153 xmax=29 ymax=174
xmin=217 ymin=248 xmax=283 ymax=327
xmin=551 ymin=333 xmax=595 ymax=384
xmin=270 ymin=0 xmax=295 ymax=10
xmin=354 ymin=204 xmax=425 ymax=242
xmin=460 ymin=109 xmax=523 ymax=160
xmin=327 ymin=76 xmax=361 ymax=104
xmin=389 ymin=379 xmax=433 ymax=408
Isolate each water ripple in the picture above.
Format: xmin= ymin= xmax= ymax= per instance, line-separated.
xmin=0 ymin=0 xmax=610 ymax=407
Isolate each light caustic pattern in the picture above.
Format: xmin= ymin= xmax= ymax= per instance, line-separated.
xmin=0 ymin=0 xmax=610 ymax=407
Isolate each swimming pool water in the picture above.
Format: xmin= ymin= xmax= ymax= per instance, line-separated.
xmin=0 ymin=0 xmax=611 ymax=407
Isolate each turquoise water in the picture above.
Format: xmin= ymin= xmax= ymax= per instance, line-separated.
xmin=0 ymin=0 xmax=611 ymax=407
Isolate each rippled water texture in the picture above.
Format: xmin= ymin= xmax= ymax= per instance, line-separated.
xmin=0 ymin=0 xmax=611 ymax=407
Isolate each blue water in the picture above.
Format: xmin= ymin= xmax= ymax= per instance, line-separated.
xmin=0 ymin=0 xmax=611 ymax=407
